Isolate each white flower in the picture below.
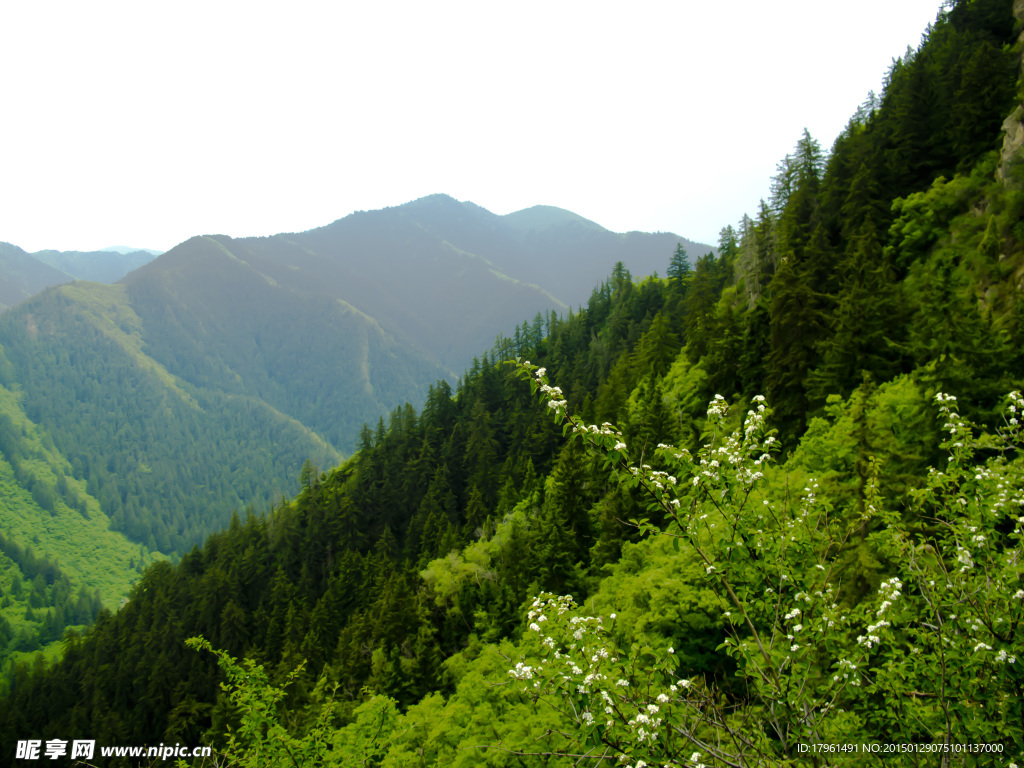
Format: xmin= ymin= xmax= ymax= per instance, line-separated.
xmin=510 ymin=662 xmax=534 ymax=679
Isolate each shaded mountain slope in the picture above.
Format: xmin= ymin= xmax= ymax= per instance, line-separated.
xmin=363 ymin=193 xmax=707 ymax=311
xmin=0 ymin=244 xmax=73 ymax=312
xmin=121 ymin=235 xmax=451 ymax=450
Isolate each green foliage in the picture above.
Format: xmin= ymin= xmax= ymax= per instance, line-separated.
xmin=507 ymin=364 xmax=1024 ymax=766
xmin=187 ymin=636 xmax=403 ymax=766
xmin=888 ymin=175 xmax=977 ymax=274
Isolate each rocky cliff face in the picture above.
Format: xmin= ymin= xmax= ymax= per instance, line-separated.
xmin=998 ymin=105 xmax=1024 ymax=184
xmin=997 ymin=0 xmax=1024 ymax=184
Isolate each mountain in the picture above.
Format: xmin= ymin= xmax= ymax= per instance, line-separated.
xmin=0 ymin=202 xmax=700 ymax=563
xmin=33 ymin=248 xmax=158 ymax=284
xmin=379 ymin=193 xmax=709 ymax=313
xmin=99 ymin=246 xmax=163 ymax=256
xmin=257 ymin=193 xmax=707 ymax=368
xmin=0 ymin=243 xmax=160 ymax=312
xmin=0 ymin=243 xmax=73 ymax=312
xmin=107 ymin=196 xmax=703 ymax=439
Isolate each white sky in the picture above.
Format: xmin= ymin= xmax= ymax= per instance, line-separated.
xmin=1 ymin=0 xmax=944 ymax=254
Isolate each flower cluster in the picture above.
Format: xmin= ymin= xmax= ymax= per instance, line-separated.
xmin=1005 ymin=390 xmax=1022 ymax=430
xmin=509 ymin=593 xmax=687 ymax=765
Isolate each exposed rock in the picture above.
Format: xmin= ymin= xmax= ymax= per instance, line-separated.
xmin=998 ymin=105 xmax=1024 ymax=185
xmin=998 ymin=0 xmax=1024 ymax=184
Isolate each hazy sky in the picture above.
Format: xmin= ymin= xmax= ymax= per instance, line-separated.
xmin=2 ymin=0 xmax=945 ymax=253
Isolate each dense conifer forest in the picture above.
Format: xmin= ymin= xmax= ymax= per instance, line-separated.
xmin=1 ymin=0 xmax=1023 ymax=764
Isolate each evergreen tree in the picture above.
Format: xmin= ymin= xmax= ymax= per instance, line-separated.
xmin=808 ymin=220 xmax=907 ymax=403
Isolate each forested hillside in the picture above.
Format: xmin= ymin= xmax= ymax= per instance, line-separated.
xmin=1 ymin=0 xmax=1022 ymax=765
xmin=0 ymin=282 xmax=345 ymax=554
xmin=0 ymin=373 xmax=159 ymax=697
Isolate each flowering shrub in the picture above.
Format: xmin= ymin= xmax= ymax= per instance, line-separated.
xmin=510 ymin=592 xmax=728 ymax=767
xmin=508 ymin=361 xmax=1023 ymax=766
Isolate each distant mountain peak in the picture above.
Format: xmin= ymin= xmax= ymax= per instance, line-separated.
xmin=405 ymin=193 xmax=462 ymax=205
xmin=398 ymin=197 xmax=608 ymax=233
xmin=100 ymin=246 xmax=164 ymax=256
xmin=501 ymin=205 xmax=606 ymax=233
xmin=393 ymin=194 xmax=479 ymax=214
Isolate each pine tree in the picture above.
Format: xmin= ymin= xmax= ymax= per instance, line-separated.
xmin=683 ymin=254 xmax=723 ymax=359
xmin=765 ymin=130 xmax=836 ymax=439
xmin=538 ymin=439 xmax=594 ymax=579
xmin=809 ymin=220 xmax=908 ymax=403
xmin=636 ymin=313 xmax=680 ymax=379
